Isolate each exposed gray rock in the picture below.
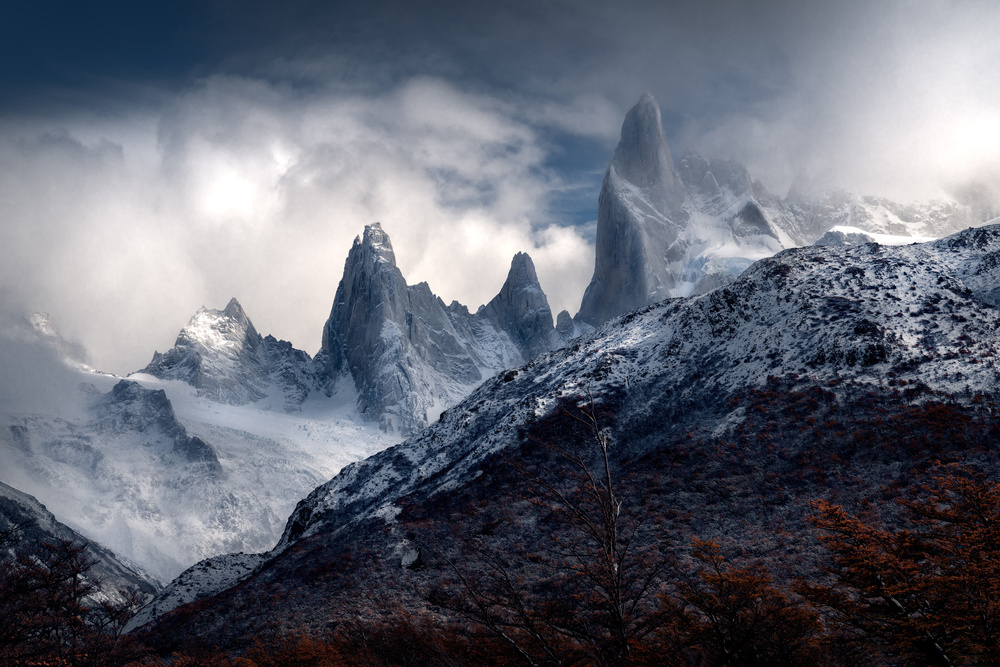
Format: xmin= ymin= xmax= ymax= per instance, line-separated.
xmin=691 ymin=272 xmax=734 ymax=295
xmin=480 ymin=252 xmax=555 ymax=360
xmin=577 ymin=93 xmax=690 ymax=327
xmin=611 ymin=92 xmax=686 ymax=210
xmin=319 ymin=223 xmax=525 ymax=434
xmin=319 ymin=224 xmax=571 ymax=434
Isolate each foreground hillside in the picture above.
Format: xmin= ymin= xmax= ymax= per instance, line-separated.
xmin=130 ymin=224 xmax=1000 ymax=664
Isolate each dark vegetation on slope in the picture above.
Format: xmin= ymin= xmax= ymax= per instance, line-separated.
xmin=133 ymin=379 xmax=1000 ymax=666
xmin=0 ymin=526 xmax=150 ymax=666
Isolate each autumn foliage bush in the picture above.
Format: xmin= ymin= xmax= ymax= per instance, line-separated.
xmin=802 ymin=465 xmax=1000 ymax=666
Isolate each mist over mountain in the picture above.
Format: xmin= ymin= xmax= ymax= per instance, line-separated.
xmin=4 ymin=1 xmax=1000 ymax=377
xmin=576 ymin=93 xmax=981 ymax=327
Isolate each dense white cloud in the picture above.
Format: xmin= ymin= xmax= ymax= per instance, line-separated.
xmin=0 ymin=77 xmax=596 ymax=374
xmin=675 ymin=0 xmax=1000 ymax=201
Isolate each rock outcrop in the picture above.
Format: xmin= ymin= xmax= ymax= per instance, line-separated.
xmin=94 ymin=380 xmax=222 ymax=473
xmin=319 ymin=224 xmax=518 ymax=433
xmin=577 ymin=93 xmax=690 ymax=327
xmin=479 ymin=252 xmax=556 ymax=361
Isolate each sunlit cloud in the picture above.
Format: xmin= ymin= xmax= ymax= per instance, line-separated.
xmin=0 ymin=77 xmax=594 ymax=374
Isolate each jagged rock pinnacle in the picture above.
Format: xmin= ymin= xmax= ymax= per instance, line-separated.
xmin=481 ymin=252 xmax=554 ymax=360
xmin=613 ymin=93 xmax=677 ymax=191
xmin=577 ymin=93 xmax=688 ymax=326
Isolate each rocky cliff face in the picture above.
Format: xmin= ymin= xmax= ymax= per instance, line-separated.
xmin=479 ymin=252 xmax=556 ymax=361
xmin=577 ymin=93 xmax=690 ymax=326
xmin=319 ymin=224 xmax=562 ymax=434
xmin=142 ymin=298 xmax=318 ymax=412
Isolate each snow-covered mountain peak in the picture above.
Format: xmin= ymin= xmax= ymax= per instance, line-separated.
xmin=141 ymin=299 xmax=319 ymax=411
xmin=181 ymin=298 xmax=260 ymax=353
xmin=221 ymin=296 xmax=253 ymax=325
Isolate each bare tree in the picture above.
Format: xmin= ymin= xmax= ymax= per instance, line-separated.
xmin=427 ymin=394 xmax=673 ymax=666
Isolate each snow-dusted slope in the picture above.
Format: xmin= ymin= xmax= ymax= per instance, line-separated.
xmin=124 ymin=551 xmax=265 ymax=632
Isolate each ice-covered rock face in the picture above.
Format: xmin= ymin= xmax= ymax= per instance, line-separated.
xmin=576 ymin=93 xmax=794 ymax=327
xmin=582 ymin=93 xmax=780 ymax=326
xmin=141 ymin=298 xmax=317 ymax=412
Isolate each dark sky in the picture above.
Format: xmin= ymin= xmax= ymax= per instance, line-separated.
xmin=2 ymin=0 xmax=999 ymax=373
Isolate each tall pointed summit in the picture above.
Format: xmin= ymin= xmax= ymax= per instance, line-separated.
xmin=610 ymin=92 xmax=685 ymax=207
xmin=318 ymin=224 xmax=566 ymax=434
xmin=480 ymin=252 xmax=555 ymax=361
xmin=576 ymin=92 xmax=689 ymax=327
xmin=319 ymin=223 xmax=526 ymax=434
